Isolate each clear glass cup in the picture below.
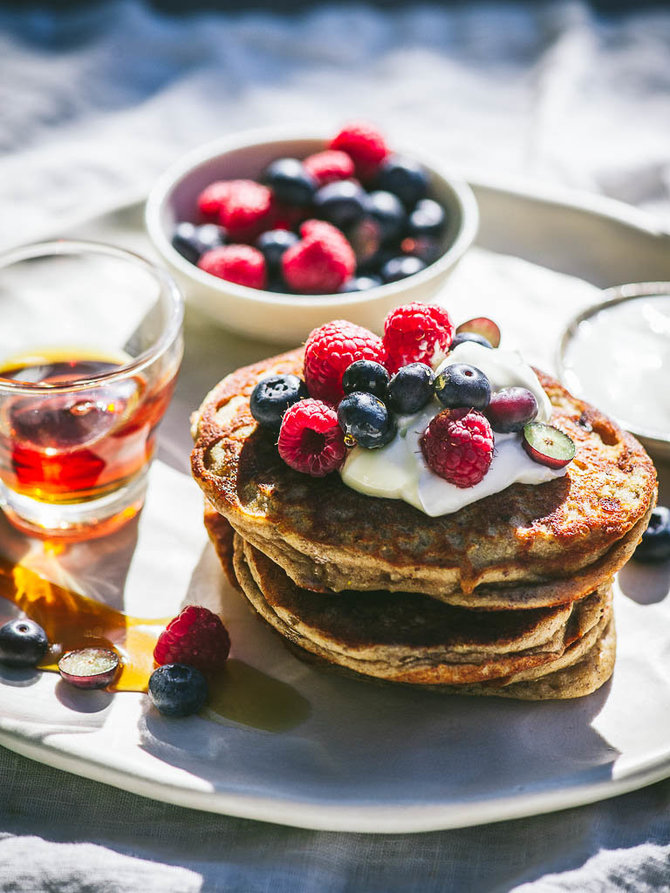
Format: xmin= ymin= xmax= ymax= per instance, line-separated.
xmin=0 ymin=240 xmax=184 ymax=539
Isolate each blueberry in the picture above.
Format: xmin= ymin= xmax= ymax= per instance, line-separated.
xmin=387 ymin=363 xmax=435 ymax=414
xmin=400 ymin=235 xmax=442 ymax=265
xmin=262 ymin=158 xmax=316 ymax=206
xmin=347 ymin=216 xmax=383 ymax=265
xmin=356 ymin=248 xmax=395 ymax=278
xmin=313 ymin=180 xmax=369 ymax=229
xmin=337 ymin=392 xmax=396 ymax=449
xmin=634 ymin=506 xmax=670 ymax=563
xmin=256 ymin=229 xmax=299 ymax=276
xmin=434 ymin=364 xmax=491 ymax=410
xmin=450 ymin=332 xmax=493 ymax=351
xmin=172 ymin=222 xmax=227 ymax=264
xmin=266 ymin=278 xmax=289 ymax=293
xmin=408 ymin=198 xmax=447 ymax=239
xmin=374 ymin=155 xmax=429 ymax=208
xmin=367 ymin=190 xmax=407 ymax=242
xmin=148 ymin=664 xmax=208 ymax=717
xmin=0 ymin=618 xmax=48 ymax=668
xmin=250 ymin=374 xmax=308 ymax=429
xmin=338 ymin=275 xmax=383 ymax=293
xmin=342 ymin=360 xmax=390 ymax=399
xmin=380 ymin=255 xmax=427 ymax=283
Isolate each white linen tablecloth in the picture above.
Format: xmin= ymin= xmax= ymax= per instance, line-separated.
xmin=1 ymin=2 xmax=670 ymax=890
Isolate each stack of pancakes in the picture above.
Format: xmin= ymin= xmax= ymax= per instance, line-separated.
xmin=191 ymin=348 xmax=657 ymax=700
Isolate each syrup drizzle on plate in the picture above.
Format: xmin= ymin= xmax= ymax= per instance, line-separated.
xmin=0 ymin=553 xmax=310 ymax=730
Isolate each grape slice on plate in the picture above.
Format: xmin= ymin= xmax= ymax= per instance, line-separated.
xmin=58 ymin=648 xmax=120 ymax=689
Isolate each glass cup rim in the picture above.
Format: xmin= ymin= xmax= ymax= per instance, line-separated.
xmin=0 ymin=238 xmax=184 ymax=395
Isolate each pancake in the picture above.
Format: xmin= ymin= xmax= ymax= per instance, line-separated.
xmin=279 ymin=619 xmax=616 ymax=701
xmin=230 ymin=532 xmax=612 ymax=689
xmin=191 ymin=348 xmax=656 ymax=604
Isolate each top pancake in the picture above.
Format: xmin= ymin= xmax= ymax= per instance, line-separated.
xmin=191 ymin=347 xmax=656 ymax=603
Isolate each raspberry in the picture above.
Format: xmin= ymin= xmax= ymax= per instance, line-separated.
xmin=215 ymin=179 xmax=274 ymax=242
xmin=154 ymin=606 xmax=231 ymax=672
xmin=329 ymin=121 xmax=390 ymax=181
xmin=421 ymin=408 xmax=494 ymax=488
xmin=282 ymin=219 xmax=355 ymax=295
xmin=303 ymin=319 xmax=386 ymax=403
xmin=197 ymin=181 xmax=231 ymax=222
xmin=277 ymin=399 xmax=346 ymax=477
xmin=303 ymin=149 xmax=355 ymax=187
xmin=198 ymin=244 xmax=267 ymax=289
xmin=383 ymin=302 xmax=454 ymax=373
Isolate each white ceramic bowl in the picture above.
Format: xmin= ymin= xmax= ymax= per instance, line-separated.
xmin=145 ymin=128 xmax=479 ymax=344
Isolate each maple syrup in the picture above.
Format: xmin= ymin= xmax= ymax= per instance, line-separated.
xmin=0 ymin=351 xmax=176 ymax=504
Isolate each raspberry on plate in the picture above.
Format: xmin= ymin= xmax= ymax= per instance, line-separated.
xmin=215 ymin=179 xmax=274 ymax=242
xmin=154 ymin=606 xmax=231 ymax=673
xmin=421 ymin=408 xmax=494 ymax=488
xmin=329 ymin=121 xmax=390 ymax=181
xmin=198 ymin=244 xmax=267 ymax=289
xmin=278 ymin=399 xmax=347 ymax=477
xmin=303 ymin=149 xmax=355 ymax=187
xmin=303 ymin=319 xmax=387 ymax=403
xmin=282 ymin=219 xmax=355 ymax=295
xmin=383 ymin=302 xmax=454 ymax=373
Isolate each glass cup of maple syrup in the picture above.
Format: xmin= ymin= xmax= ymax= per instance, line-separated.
xmin=0 ymin=240 xmax=184 ymax=539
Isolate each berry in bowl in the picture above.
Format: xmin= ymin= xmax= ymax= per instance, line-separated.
xmin=145 ymin=123 xmax=478 ymax=344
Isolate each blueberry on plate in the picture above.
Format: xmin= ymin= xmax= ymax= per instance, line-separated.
xmin=0 ymin=618 xmax=48 ymax=668
xmin=434 ymin=364 xmax=491 ymax=411
xmin=408 ymin=198 xmax=447 ymax=239
xmin=342 ymin=360 xmax=390 ymax=399
xmin=256 ymin=229 xmax=299 ymax=276
xmin=262 ymin=158 xmax=316 ymax=206
xmin=366 ymin=190 xmax=407 ymax=242
xmin=374 ymin=155 xmax=429 ymax=208
xmin=450 ymin=332 xmax=493 ymax=351
xmin=633 ymin=506 xmax=670 ymax=563
xmin=486 ymin=387 xmax=538 ymax=433
xmin=313 ymin=180 xmax=369 ymax=229
xmin=337 ymin=392 xmax=396 ymax=449
xmin=250 ymin=374 xmax=308 ymax=429
xmin=338 ymin=275 xmax=383 ymax=293
xmin=172 ymin=222 xmax=227 ymax=264
xmin=380 ymin=255 xmax=427 ymax=283
xmin=386 ymin=363 xmax=435 ymax=414
xmin=149 ymin=663 xmax=208 ymax=717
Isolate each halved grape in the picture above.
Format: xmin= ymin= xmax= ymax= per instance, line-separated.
xmin=58 ymin=648 xmax=120 ymax=689
xmin=487 ymin=387 xmax=538 ymax=433
xmin=456 ymin=317 xmax=501 ymax=349
xmin=522 ymin=422 xmax=575 ymax=469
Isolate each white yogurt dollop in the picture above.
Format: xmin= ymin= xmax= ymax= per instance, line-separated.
xmin=340 ymin=341 xmax=566 ymax=517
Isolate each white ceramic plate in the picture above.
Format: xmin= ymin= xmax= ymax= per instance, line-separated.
xmin=1 ymin=179 xmax=669 ymax=833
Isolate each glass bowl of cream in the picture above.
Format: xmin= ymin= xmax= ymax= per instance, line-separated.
xmin=557 ymin=282 xmax=670 ymax=462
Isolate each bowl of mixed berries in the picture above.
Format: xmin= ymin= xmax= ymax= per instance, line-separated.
xmin=145 ymin=122 xmax=478 ymax=343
